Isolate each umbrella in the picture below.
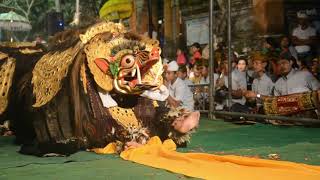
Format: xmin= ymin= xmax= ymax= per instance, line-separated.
xmin=0 ymin=11 xmax=31 ymax=42
xmin=99 ymin=0 xmax=133 ymax=21
xmin=0 ymin=11 xmax=32 ymax=31
xmin=0 ymin=11 xmax=31 ymax=31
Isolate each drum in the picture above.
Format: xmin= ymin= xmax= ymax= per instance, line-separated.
xmin=263 ymin=91 xmax=319 ymax=116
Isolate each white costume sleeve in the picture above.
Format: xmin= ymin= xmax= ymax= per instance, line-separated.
xmin=98 ymin=89 xmax=118 ymax=108
xmin=141 ymin=85 xmax=169 ymax=101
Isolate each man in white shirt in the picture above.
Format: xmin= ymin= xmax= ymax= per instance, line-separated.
xmin=274 ymin=52 xmax=320 ymax=96
xmin=271 ymin=52 xmax=320 ymax=121
xmin=244 ymin=52 xmax=274 ymax=98
xmin=165 ymin=61 xmax=194 ymax=111
xmin=199 ymin=61 xmax=210 ymax=85
xmin=244 ymin=52 xmax=274 ymax=112
xmin=177 ymin=65 xmax=194 ymax=87
xmin=292 ymin=12 xmax=317 ymax=68
xmin=229 ymin=58 xmax=250 ymax=113
xmin=231 ymin=59 xmax=247 ymax=106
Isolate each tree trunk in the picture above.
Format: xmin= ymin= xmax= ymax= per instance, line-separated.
xmin=55 ymin=0 xmax=61 ymax=12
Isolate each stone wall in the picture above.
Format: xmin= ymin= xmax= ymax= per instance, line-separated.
xmin=180 ymin=0 xmax=286 ymax=53
xmin=223 ymin=0 xmax=284 ymax=53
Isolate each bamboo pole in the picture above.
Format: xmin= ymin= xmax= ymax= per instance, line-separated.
xmin=209 ymin=0 xmax=215 ymax=119
xmin=227 ymin=0 xmax=232 ymax=109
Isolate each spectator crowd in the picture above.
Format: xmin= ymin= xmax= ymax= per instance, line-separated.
xmin=162 ymin=12 xmax=320 ymax=121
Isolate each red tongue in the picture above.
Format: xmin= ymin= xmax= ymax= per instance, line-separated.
xmin=129 ymin=79 xmax=138 ymax=88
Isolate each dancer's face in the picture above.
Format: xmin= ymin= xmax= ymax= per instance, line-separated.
xmin=172 ymin=111 xmax=200 ymax=134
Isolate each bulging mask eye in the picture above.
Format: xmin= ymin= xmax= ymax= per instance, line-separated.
xmin=121 ymin=55 xmax=135 ymax=68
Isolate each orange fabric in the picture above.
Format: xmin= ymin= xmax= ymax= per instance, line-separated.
xmin=94 ymin=137 xmax=320 ymax=180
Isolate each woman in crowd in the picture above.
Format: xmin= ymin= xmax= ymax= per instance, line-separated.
xmin=230 ymin=58 xmax=249 ymax=113
xmin=189 ymin=42 xmax=202 ymax=66
xmin=280 ymin=35 xmax=298 ymax=61
xmin=176 ymin=48 xmax=187 ymax=66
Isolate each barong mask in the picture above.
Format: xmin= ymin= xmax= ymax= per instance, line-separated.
xmin=32 ymin=22 xmax=164 ymax=107
xmin=83 ymin=22 xmax=163 ymax=95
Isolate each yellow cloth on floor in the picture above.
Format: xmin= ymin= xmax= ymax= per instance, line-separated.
xmin=91 ymin=142 xmax=117 ymax=154
xmin=94 ymin=136 xmax=320 ymax=180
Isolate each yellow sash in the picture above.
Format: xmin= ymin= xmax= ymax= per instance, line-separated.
xmin=92 ymin=136 xmax=320 ymax=180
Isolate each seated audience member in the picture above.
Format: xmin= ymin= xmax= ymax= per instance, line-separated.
xmin=274 ymin=52 xmax=320 ymax=96
xmin=177 ymin=65 xmax=193 ymax=87
xmin=176 ymin=48 xmax=187 ymax=66
xmin=199 ymin=59 xmax=210 ymax=84
xmin=230 ymin=57 xmax=249 ymax=113
xmin=238 ymin=56 xmax=253 ymax=90
xmin=262 ymin=37 xmax=279 ymax=54
xmin=189 ymin=42 xmax=202 ymax=66
xmin=261 ymin=37 xmax=282 ymax=82
xmin=213 ymin=61 xmax=229 ymax=110
xmin=297 ymin=58 xmax=310 ymax=71
xmin=245 ymin=55 xmax=255 ymax=90
xmin=260 ymin=63 xmax=320 ymax=124
xmin=202 ymin=44 xmax=209 ymax=60
xmin=244 ymin=52 xmax=274 ymax=111
xmin=292 ymin=12 xmax=317 ymax=69
xmin=189 ymin=64 xmax=202 ymax=84
xmin=196 ymin=59 xmax=210 ymax=109
xmin=311 ymin=58 xmax=320 ymax=80
xmin=280 ymin=35 xmax=298 ymax=61
xmin=214 ymin=60 xmax=229 ymax=90
xmin=198 ymin=57 xmax=229 ymax=86
xmin=165 ymin=61 xmax=194 ymax=111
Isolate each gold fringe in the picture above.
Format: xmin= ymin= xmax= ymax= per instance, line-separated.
xmin=80 ymin=63 xmax=88 ymax=94
xmin=0 ymin=42 xmax=36 ymax=48
xmin=108 ymin=106 xmax=141 ymax=129
xmin=0 ymin=52 xmax=8 ymax=60
xmin=32 ymin=43 xmax=82 ymax=107
xmin=79 ymin=22 xmax=126 ymax=44
xmin=0 ymin=57 xmax=16 ymax=114
xmin=84 ymin=36 xmax=130 ymax=92
xmin=19 ymin=48 xmax=43 ymax=54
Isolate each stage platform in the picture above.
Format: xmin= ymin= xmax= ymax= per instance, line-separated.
xmin=1 ymin=118 xmax=320 ymax=179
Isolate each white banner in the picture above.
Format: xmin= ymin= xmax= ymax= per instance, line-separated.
xmin=185 ymin=17 xmax=209 ymax=46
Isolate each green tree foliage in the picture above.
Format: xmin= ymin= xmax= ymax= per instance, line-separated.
xmin=0 ymin=0 xmax=108 ymax=41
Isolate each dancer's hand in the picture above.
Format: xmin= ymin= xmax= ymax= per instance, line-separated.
xmin=124 ymin=141 xmax=143 ymax=150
